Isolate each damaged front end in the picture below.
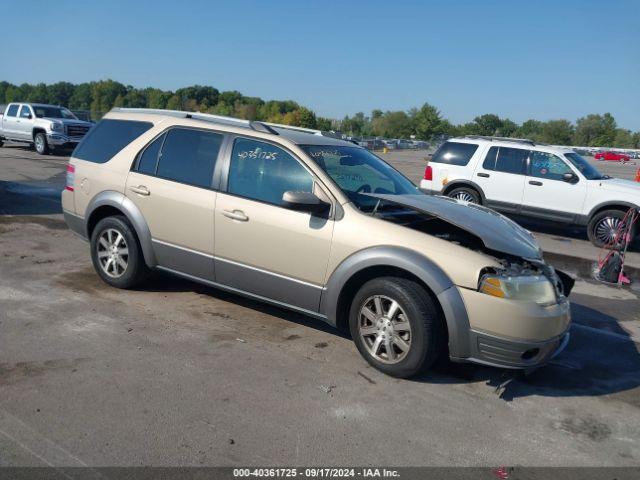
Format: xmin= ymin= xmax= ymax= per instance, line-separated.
xmin=366 ymin=193 xmax=574 ymax=298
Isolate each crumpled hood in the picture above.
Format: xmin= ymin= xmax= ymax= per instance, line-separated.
xmin=594 ymin=178 xmax=640 ymax=198
xmin=367 ymin=193 xmax=543 ymax=260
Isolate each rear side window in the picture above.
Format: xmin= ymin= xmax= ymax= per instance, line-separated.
xmin=482 ymin=146 xmax=528 ymax=175
xmin=6 ymin=104 xmax=19 ymax=117
xmin=431 ymin=142 xmax=478 ymax=166
xmin=73 ymin=119 xmax=153 ymax=163
xmin=155 ymin=128 xmax=223 ymax=188
xmin=136 ymin=133 xmax=165 ymax=175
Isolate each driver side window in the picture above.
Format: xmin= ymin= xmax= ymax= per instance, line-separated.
xmin=227 ymin=138 xmax=313 ymax=206
xmin=19 ymin=106 xmax=32 ymax=119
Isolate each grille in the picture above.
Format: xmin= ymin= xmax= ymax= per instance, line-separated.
xmin=66 ymin=124 xmax=91 ymax=137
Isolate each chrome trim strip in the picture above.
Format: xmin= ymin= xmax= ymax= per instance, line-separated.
xmin=214 ymin=256 xmax=323 ymax=289
xmin=152 ymin=238 xmax=214 ymax=259
xmin=156 ymin=266 xmax=328 ymax=320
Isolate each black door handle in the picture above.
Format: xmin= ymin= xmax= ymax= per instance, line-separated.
xmin=529 ymin=180 xmax=543 ymax=186
xmin=477 ymin=172 xmax=490 ymax=178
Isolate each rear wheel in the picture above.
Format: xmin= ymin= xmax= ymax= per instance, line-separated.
xmin=90 ymin=216 xmax=149 ymax=288
xmin=447 ymin=186 xmax=480 ymax=204
xmin=349 ymin=277 xmax=445 ymax=378
xmin=34 ymin=132 xmax=49 ymax=155
xmin=587 ymin=209 xmax=636 ymax=249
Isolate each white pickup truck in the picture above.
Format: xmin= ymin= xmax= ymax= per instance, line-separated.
xmin=0 ymin=102 xmax=93 ymax=155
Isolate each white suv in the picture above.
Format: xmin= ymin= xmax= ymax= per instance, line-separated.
xmin=420 ymin=136 xmax=639 ymax=247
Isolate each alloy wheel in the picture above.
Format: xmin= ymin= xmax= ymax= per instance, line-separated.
xmin=595 ymin=216 xmax=624 ymax=245
xmin=452 ymin=191 xmax=475 ymax=203
xmin=35 ymin=135 xmax=45 ymax=153
xmin=358 ymin=295 xmax=412 ymax=364
xmin=97 ymin=228 xmax=129 ymax=278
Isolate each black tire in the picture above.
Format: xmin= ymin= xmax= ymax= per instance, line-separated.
xmin=446 ymin=186 xmax=480 ymax=204
xmin=587 ymin=209 xmax=636 ymax=249
xmin=34 ymin=132 xmax=49 ymax=155
xmin=90 ymin=215 xmax=149 ymax=289
xmin=0 ymin=138 xmax=4 ymax=147
xmin=349 ymin=276 xmax=445 ymax=378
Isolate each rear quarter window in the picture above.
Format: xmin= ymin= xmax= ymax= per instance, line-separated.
xmin=72 ymin=119 xmax=153 ymax=163
xmin=430 ymin=142 xmax=479 ymax=166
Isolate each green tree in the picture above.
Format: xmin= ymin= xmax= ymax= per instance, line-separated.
xmin=175 ymin=85 xmax=220 ymax=109
xmin=27 ymin=83 xmax=49 ymax=103
xmin=470 ymin=114 xmax=503 ymax=136
xmin=68 ymin=82 xmax=93 ymax=110
xmin=341 ymin=112 xmax=369 ymax=136
xmin=48 ymin=82 xmax=75 ymax=106
xmin=574 ymin=113 xmax=617 ymax=146
xmin=540 ymin=120 xmax=574 ymax=145
xmin=411 ymin=102 xmax=444 ymax=140
xmin=165 ymin=94 xmax=182 ymax=110
xmin=295 ymin=107 xmax=317 ymax=129
xmin=316 ymin=117 xmax=333 ymax=131
xmin=371 ymin=111 xmax=412 ymax=138
xmin=91 ymin=79 xmax=127 ymax=115
xmin=123 ymin=88 xmax=147 ymax=108
xmin=614 ymin=128 xmax=634 ymax=148
xmin=145 ymin=88 xmax=171 ymax=109
xmin=496 ymin=118 xmax=518 ymax=137
xmin=516 ymin=119 xmax=544 ymax=140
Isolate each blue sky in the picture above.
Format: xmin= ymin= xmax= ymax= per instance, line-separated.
xmin=2 ymin=0 xmax=639 ymax=129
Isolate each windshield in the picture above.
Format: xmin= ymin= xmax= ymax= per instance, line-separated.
xmin=302 ymin=145 xmax=419 ymax=211
xmin=33 ymin=106 xmax=77 ymax=120
xmin=564 ymin=152 xmax=606 ymax=180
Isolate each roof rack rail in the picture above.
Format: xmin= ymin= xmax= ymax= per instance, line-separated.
xmin=110 ymin=108 xmax=280 ymax=135
xmin=463 ymin=135 xmax=543 ymax=146
xmin=263 ymin=122 xmax=324 ymax=136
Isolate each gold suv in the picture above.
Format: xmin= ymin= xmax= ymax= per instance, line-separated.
xmin=62 ymin=108 xmax=573 ymax=378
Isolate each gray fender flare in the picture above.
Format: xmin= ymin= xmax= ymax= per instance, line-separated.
xmin=320 ymin=246 xmax=471 ymax=359
xmin=84 ymin=190 xmax=157 ymax=268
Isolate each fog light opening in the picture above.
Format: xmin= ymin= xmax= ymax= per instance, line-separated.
xmin=521 ymin=348 xmax=540 ymax=361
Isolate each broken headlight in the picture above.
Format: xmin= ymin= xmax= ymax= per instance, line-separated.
xmin=478 ymin=272 xmax=557 ymax=305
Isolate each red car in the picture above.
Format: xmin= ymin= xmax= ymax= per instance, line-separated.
xmin=594 ymin=151 xmax=630 ymax=162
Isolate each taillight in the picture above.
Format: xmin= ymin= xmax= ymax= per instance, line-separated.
xmin=424 ymin=164 xmax=433 ymax=181
xmin=65 ymin=164 xmax=75 ymax=192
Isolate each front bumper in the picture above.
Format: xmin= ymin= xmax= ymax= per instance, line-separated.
xmin=457 ymin=329 xmax=570 ymax=369
xmin=46 ymin=132 xmax=84 ymax=147
xmin=450 ymin=287 xmax=571 ymax=369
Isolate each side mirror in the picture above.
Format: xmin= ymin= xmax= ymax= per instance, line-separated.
xmin=282 ymin=191 xmax=329 ymax=214
xmin=562 ymin=172 xmax=578 ymax=184
xmin=27 ymin=114 xmax=32 ymax=119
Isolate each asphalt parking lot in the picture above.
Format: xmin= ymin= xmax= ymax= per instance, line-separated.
xmin=1 ymin=144 xmax=639 ymax=467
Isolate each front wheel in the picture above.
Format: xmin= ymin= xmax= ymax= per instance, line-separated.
xmin=587 ymin=209 xmax=636 ymax=249
xmin=349 ymin=277 xmax=445 ymax=378
xmin=34 ymin=132 xmax=49 ymax=155
xmin=90 ymin=215 xmax=149 ymax=288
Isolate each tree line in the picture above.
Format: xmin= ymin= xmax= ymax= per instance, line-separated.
xmin=342 ymin=106 xmax=640 ymax=149
xmin=1 ymin=79 xmax=638 ymax=149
